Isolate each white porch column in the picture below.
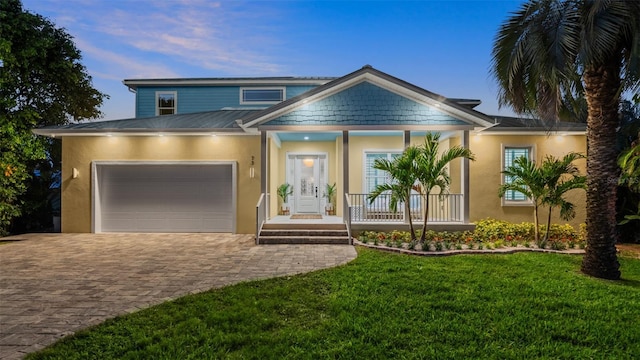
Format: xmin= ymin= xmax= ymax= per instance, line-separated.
xmin=403 ymin=130 xmax=410 ymax=224
xmin=260 ymin=131 xmax=267 ymax=194
xmin=260 ymin=131 xmax=271 ymax=219
xmin=342 ymin=131 xmax=349 ymax=217
xmin=461 ymin=130 xmax=470 ymax=223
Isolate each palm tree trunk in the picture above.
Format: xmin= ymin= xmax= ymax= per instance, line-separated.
xmin=533 ymin=204 xmax=540 ymax=246
xmin=406 ymin=190 xmax=416 ymax=241
xmin=420 ymin=193 xmax=429 ymax=243
xmin=581 ymin=63 xmax=621 ymax=280
xmin=544 ymin=207 xmax=552 ymax=243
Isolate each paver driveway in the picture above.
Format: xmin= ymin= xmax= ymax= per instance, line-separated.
xmin=0 ymin=233 xmax=357 ymax=359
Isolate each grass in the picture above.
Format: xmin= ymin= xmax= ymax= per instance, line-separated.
xmin=29 ymin=249 xmax=640 ymax=359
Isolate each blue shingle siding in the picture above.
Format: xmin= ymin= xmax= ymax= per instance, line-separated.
xmin=264 ymin=82 xmax=468 ymax=127
xmin=135 ymin=85 xmax=317 ymax=118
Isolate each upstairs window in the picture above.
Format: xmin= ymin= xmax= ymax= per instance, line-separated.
xmin=502 ymin=145 xmax=534 ymax=203
xmin=240 ymin=87 xmax=285 ymax=104
xmin=156 ymin=91 xmax=176 ymax=115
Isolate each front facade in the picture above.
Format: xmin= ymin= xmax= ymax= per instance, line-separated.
xmin=35 ymin=66 xmax=587 ymax=235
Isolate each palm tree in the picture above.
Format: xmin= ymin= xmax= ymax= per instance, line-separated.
xmin=499 ymin=156 xmax=547 ymax=245
xmin=540 ymin=153 xmax=587 ymax=242
xmin=492 ymin=0 xmax=640 ymax=279
xmin=414 ymin=133 xmax=475 ymax=243
xmin=369 ymin=146 xmax=420 ymax=241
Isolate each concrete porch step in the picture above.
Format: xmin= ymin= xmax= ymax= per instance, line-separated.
xmin=261 ymin=223 xmax=346 ymax=230
xmin=260 ymin=229 xmax=348 ymax=237
xmin=258 ymin=223 xmax=351 ymax=245
xmin=259 ymin=236 xmax=351 ymax=245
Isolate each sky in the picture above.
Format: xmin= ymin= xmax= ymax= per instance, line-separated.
xmin=21 ymin=0 xmax=524 ymax=121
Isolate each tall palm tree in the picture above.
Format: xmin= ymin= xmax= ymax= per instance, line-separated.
xmin=369 ymin=146 xmax=420 ymax=241
xmin=540 ymin=152 xmax=587 ymax=242
xmin=414 ymin=133 xmax=475 ymax=243
xmin=499 ymin=156 xmax=547 ymax=245
xmin=492 ymin=0 xmax=640 ymax=279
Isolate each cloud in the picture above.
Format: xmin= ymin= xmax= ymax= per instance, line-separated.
xmin=88 ymin=1 xmax=285 ymax=75
xmin=23 ymin=0 xmax=286 ymax=77
xmin=74 ymin=38 xmax=180 ymax=79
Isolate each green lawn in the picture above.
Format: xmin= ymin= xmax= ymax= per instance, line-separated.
xmin=29 ymin=249 xmax=640 ymax=359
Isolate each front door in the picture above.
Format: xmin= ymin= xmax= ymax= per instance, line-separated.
xmin=294 ymin=156 xmax=321 ymax=213
xmin=287 ymin=153 xmax=328 ymax=214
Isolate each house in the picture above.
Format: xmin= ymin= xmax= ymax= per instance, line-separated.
xmin=33 ymin=65 xmax=587 ymax=237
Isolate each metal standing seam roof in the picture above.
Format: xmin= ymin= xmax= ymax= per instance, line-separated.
xmin=487 ymin=116 xmax=586 ymax=132
xmin=32 ymin=108 xmax=586 ymax=136
xmin=123 ymin=76 xmax=338 ymax=90
xmin=33 ymin=110 xmax=262 ymax=134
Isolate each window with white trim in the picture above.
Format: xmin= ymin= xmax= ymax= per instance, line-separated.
xmin=156 ymin=91 xmax=176 ymax=115
xmin=502 ymin=146 xmax=534 ymax=202
xmin=240 ymin=87 xmax=285 ymax=104
xmin=364 ymin=151 xmax=402 ymax=193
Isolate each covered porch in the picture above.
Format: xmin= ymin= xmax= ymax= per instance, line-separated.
xmin=255 ymin=129 xmax=474 ymax=243
xmin=246 ymin=66 xmax=495 ymax=242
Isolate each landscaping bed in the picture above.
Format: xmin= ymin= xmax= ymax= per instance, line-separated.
xmin=355 ymin=218 xmax=587 ymax=255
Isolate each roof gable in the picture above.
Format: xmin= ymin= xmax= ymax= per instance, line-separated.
xmin=242 ymin=65 xmax=495 ymax=129
xmin=261 ymin=81 xmax=469 ymax=128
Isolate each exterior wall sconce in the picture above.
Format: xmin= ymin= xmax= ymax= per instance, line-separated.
xmin=250 ymin=156 xmax=255 ymax=179
xmin=72 ymin=168 xmax=79 ymax=179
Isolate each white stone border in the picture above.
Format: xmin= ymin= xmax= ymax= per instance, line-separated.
xmin=353 ymin=239 xmax=586 ymax=257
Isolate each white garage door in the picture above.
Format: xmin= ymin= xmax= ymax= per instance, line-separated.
xmin=98 ymin=164 xmax=234 ymax=232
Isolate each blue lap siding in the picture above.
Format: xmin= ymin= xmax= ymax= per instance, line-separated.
xmin=135 ymin=85 xmax=317 ymax=118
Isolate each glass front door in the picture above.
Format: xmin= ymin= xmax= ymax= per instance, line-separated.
xmin=287 ymin=153 xmax=327 ymax=214
xmin=295 ymin=156 xmax=320 ymax=213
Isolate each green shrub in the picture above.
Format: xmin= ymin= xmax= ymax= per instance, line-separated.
xmin=550 ymin=240 xmax=567 ymax=251
xmin=473 ymin=218 xmax=582 ymax=248
xmin=579 ymin=223 xmax=587 ymax=242
xmin=434 ymin=241 xmax=443 ymax=251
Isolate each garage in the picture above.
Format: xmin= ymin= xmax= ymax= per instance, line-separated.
xmin=93 ymin=162 xmax=236 ymax=233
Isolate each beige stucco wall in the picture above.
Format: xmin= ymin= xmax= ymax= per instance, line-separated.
xmin=469 ymin=134 xmax=587 ymax=227
xmin=448 ymin=135 xmax=462 ymax=194
xmin=61 ymin=131 xmax=587 ymax=234
xmin=346 ymin=135 xmax=404 ymax=193
xmin=61 ymin=135 xmax=261 ymax=234
xmin=268 ymin=136 xmax=280 ymax=217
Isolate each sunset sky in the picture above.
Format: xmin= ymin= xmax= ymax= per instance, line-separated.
xmin=22 ymin=0 xmax=523 ymax=121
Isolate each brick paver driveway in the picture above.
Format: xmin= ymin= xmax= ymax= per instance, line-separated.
xmin=0 ymin=233 xmax=357 ymax=359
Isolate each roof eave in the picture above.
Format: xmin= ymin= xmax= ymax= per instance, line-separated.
xmin=478 ymin=129 xmax=586 ymax=135
xmin=122 ymin=77 xmax=336 ymax=90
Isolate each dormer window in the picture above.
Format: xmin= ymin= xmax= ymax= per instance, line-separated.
xmin=156 ymin=91 xmax=177 ymax=115
xmin=240 ymin=87 xmax=285 ymax=104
